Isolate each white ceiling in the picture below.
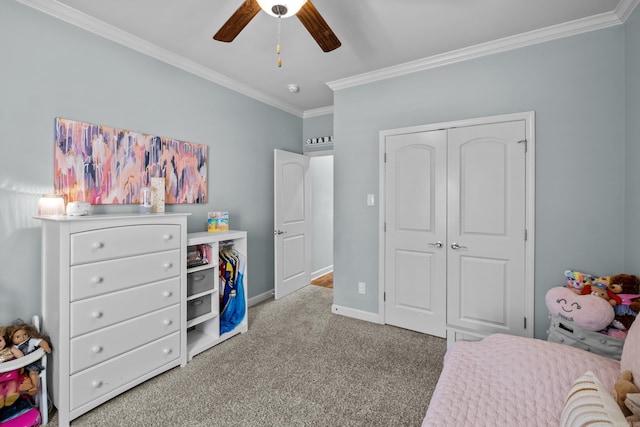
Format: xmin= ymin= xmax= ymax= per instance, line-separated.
xmin=18 ymin=0 xmax=635 ymax=116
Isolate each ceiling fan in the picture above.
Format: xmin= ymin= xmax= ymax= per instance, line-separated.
xmin=213 ymin=0 xmax=341 ymax=53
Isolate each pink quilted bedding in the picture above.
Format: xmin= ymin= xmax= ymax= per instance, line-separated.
xmin=422 ymin=334 xmax=621 ymax=427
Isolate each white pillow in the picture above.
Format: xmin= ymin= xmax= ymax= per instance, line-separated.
xmin=560 ymin=371 xmax=628 ymax=427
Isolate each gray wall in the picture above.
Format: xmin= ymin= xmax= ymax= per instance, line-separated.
xmin=333 ymin=25 xmax=628 ymax=338
xmin=0 ymin=1 xmax=301 ymax=324
xmin=303 ymin=113 xmax=334 ymax=154
xmin=626 ymin=9 xmax=640 ymax=270
xmin=310 ymin=155 xmax=333 ymax=277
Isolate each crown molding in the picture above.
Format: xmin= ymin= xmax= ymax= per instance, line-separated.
xmin=303 ymin=106 xmax=334 ymax=118
xmin=327 ymin=11 xmax=624 ymax=92
xmin=15 ymin=0 xmax=305 ymax=117
xmin=616 ymin=0 xmax=640 ymax=21
xmin=16 ymin=0 xmax=638 ymax=116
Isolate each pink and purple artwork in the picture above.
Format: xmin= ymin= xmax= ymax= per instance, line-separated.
xmin=54 ymin=118 xmax=207 ymax=205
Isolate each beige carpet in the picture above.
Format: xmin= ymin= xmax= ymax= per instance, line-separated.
xmin=48 ymin=285 xmax=446 ymax=426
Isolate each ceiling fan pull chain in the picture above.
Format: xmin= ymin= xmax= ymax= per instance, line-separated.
xmin=277 ymin=16 xmax=282 ymax=67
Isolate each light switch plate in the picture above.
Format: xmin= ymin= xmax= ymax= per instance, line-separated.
xmin=367 ymin=194 xmax=375 ymax=206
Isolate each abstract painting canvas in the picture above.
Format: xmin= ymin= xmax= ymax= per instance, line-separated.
xmin=54 ymin=118 xmax=207 ymax=205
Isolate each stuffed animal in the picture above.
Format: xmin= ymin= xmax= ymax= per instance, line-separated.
xmin=625 ymin=393 xmax=640 ymax=424
xmin=564 ymin=270 xmax=594 ymax=294
xmin=610 ymin=274 xmax=640 ymax=294
xmin=545 ymin=286 xmax=615 ymax=331
xmin=596 ymin=276 xmax=625 ymax=294
xmin=581 ymin=283 xmax=622 ymax=306
xmin=616 ymin=370 xmax=640 ymax=417
xmin=594 ymin=276 xmax=625 ymax=304
xmin=609 ymin=295 xmax=640 ymax=333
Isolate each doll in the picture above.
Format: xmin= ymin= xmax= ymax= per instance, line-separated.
xmin=0 ymin=326 xmax=25 ymax=408
xmin=8 ymin=320 xmax=51 ymax=394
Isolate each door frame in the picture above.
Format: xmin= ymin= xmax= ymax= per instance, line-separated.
xmin=378 ymin=111 xmax=536 ymax=337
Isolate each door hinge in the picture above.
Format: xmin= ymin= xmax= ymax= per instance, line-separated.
xmin=518 ymin=139 xmax=527 ymax=152
xmin=384 ymin=292 xmax=386 ymax=301
xmin=384 ymin=152 xmax=387 ymax=163
xmin=384 ymin=222 xmax=386 ymax=232
xmin=525 ymin=229 xmax=528 ymax=241
xmin=524 ymin=317 xmax=527 ymax=329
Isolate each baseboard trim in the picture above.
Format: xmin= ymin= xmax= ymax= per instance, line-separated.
xmin=311 ymin=266 xmax=333 ymax=281
xmin=331 ymin=304 xmax=384 ymax=324
xmin=248 ymin=290 xmax=273 ymax=307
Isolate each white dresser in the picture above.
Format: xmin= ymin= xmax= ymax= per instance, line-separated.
xmin=38 ymin=213 xmax=188 ymax=427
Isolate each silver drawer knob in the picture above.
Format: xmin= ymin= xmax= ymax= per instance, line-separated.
xmin=91 ymin=311 xmax=103 ymax=319
xmin=91 ymin=380 xmax=103 ymax=388
xmin=91 ymin=277 xmax=104 ymax=284
xmin=91 ymin=242 xmax=104 ymax=250
xmin=163 ymin=262 xmax=173 ymax=269
xmin=91 ymin=345 xmax=103 ymax=353
xmin=163 ymin=234 xmax=173 ymax=242
xmin=163 ymin=291 xmax=173 ymax=298
xmin=163 ymin=348 xmax=172 ymax=355
xmin=163 ymin=320 xmax=173 ymax=326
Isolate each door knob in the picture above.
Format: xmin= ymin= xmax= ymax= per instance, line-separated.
xmin=428 ymin=241 xmax=443 ymax=248
xmin=274 ymin=230 xmax=286 ymax=235
xmin=451 ymin=243 xmax=468 ymax=250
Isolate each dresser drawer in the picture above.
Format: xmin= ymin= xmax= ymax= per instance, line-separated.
xmin=70 ymin=305 xmax=180 ymax=374
xmin=70 ymin=224 xmax=180 ymax=265
xmin=70 ymin=278 xmax=180 ymax=337
xmin=71 ymin=250 xmax=181 ymax=301
xmin=70 ymin=332 xmax=180 ymax=412
xmin=187 ymin=267 xmax=216 ymax=297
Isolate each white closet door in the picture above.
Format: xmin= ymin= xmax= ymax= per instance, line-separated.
xmin=384 ymin=130 xmax=447 ymax=337
xmin=446 ymin=121 xmax=527 ymax=336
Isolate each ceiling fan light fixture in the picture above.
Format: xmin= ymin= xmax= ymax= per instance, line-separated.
xmin=257 ymin=0 xmax=307 ymax=18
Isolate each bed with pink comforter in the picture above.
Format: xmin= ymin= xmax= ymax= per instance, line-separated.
xmin=422 ymin=333 xmax=622 ymax=426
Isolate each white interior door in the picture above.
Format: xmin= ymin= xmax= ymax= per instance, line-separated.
xmin=384 ymin=130 xmax=448 ymax=337
xmin=274 ymin=149 xmax=311 ymax=299
xmin=446 ymin=121 xmax=527 ymax=336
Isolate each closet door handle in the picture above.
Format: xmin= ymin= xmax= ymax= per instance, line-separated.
xmin=274 ymin=230 xmax=286 ymax=235
xmin=428 ymin=241 xmax=443 ymax=248
xmin=450 ymin=243 xmax=467 ymax=250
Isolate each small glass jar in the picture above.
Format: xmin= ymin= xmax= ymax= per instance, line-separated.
xmin=140 ymin=187 xmax=152 ymax=214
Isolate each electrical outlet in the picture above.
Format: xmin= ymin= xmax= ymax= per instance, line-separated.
xmin=358 ymin=282 xmax=366 ymax=294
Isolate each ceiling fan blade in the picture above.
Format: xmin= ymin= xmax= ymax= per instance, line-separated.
xmin=296 ymin=1 xmax=341 ymax=52
xmin=213 ymin=0 xmax=262 ymax=43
